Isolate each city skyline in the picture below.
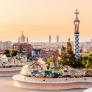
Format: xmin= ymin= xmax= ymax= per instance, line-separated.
xmin=0 ymin=0 xmax=92 ymax=42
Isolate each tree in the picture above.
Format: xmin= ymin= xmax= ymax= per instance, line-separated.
xmin=45 ymin=56 xmax=52 ymax=65
xmin=66 ymin=38 xmax=75 ymax=67
xmin=3 ymin=49 xmax=10 ymax=57
xmin=3 ymin=49 xmax=18 ymax=57
xmin=60 ymin=46 xmax=68 ymax=65
xmin=66 ymin=38 xmax=73 ymax=52
xmin=11 ymin=50 xmax=18 ymax=57
xmin=80 ymin=52 xmax=92 ymax=68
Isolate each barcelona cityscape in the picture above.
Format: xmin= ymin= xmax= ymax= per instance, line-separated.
xmin=0 ymin=0 xmax=92 ymax=92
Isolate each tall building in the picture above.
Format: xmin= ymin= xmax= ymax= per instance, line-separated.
xmin=49 ymin=35 xmax=51 ymax=43
xmin=74 ymin=9 xmax=80 ymax=59
xmin=56 ymin=35 xmax=59 ymax=43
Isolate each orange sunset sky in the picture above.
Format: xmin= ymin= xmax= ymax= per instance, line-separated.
xmin=0 ymin=0 xmax=92 ymax=42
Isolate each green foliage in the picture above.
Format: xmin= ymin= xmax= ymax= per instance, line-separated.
xmin=3 ymin=49 xmax=18 ymax=57
xmin=11 ymin=50 xmax=18 ymax=57
xmin=45 ymin=56 xmax=52 ymax=65
xmin=45 ymin=40 xmax=92 ymax=69
xmin=3 ymin=50 xmax=10 ymax=57
xmin=60 ymin=39 xmax=76 ymax=68
xmin=80 ymin=52 xmax=92 ymax=68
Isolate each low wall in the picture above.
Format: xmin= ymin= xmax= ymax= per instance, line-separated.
xmin=0 ymin=68 xmax=21 ymax=77
xmin=13 ymin=74 xmax=92 ymax=90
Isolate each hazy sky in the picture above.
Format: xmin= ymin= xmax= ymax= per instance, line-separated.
xmin=0 ymin=0 xmax=92 ymax=42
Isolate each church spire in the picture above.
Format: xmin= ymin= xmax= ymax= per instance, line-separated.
xmin=27 ymin=37 xmax=29 ymax=43
xmin=21 ymin=31 xmax=25 ymax=43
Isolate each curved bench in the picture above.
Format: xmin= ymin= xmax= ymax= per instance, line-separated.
xmin=13 ymin=74 xmax=92 ymax=90
xmin=0 ymin=67 xmax=21 ymax=77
